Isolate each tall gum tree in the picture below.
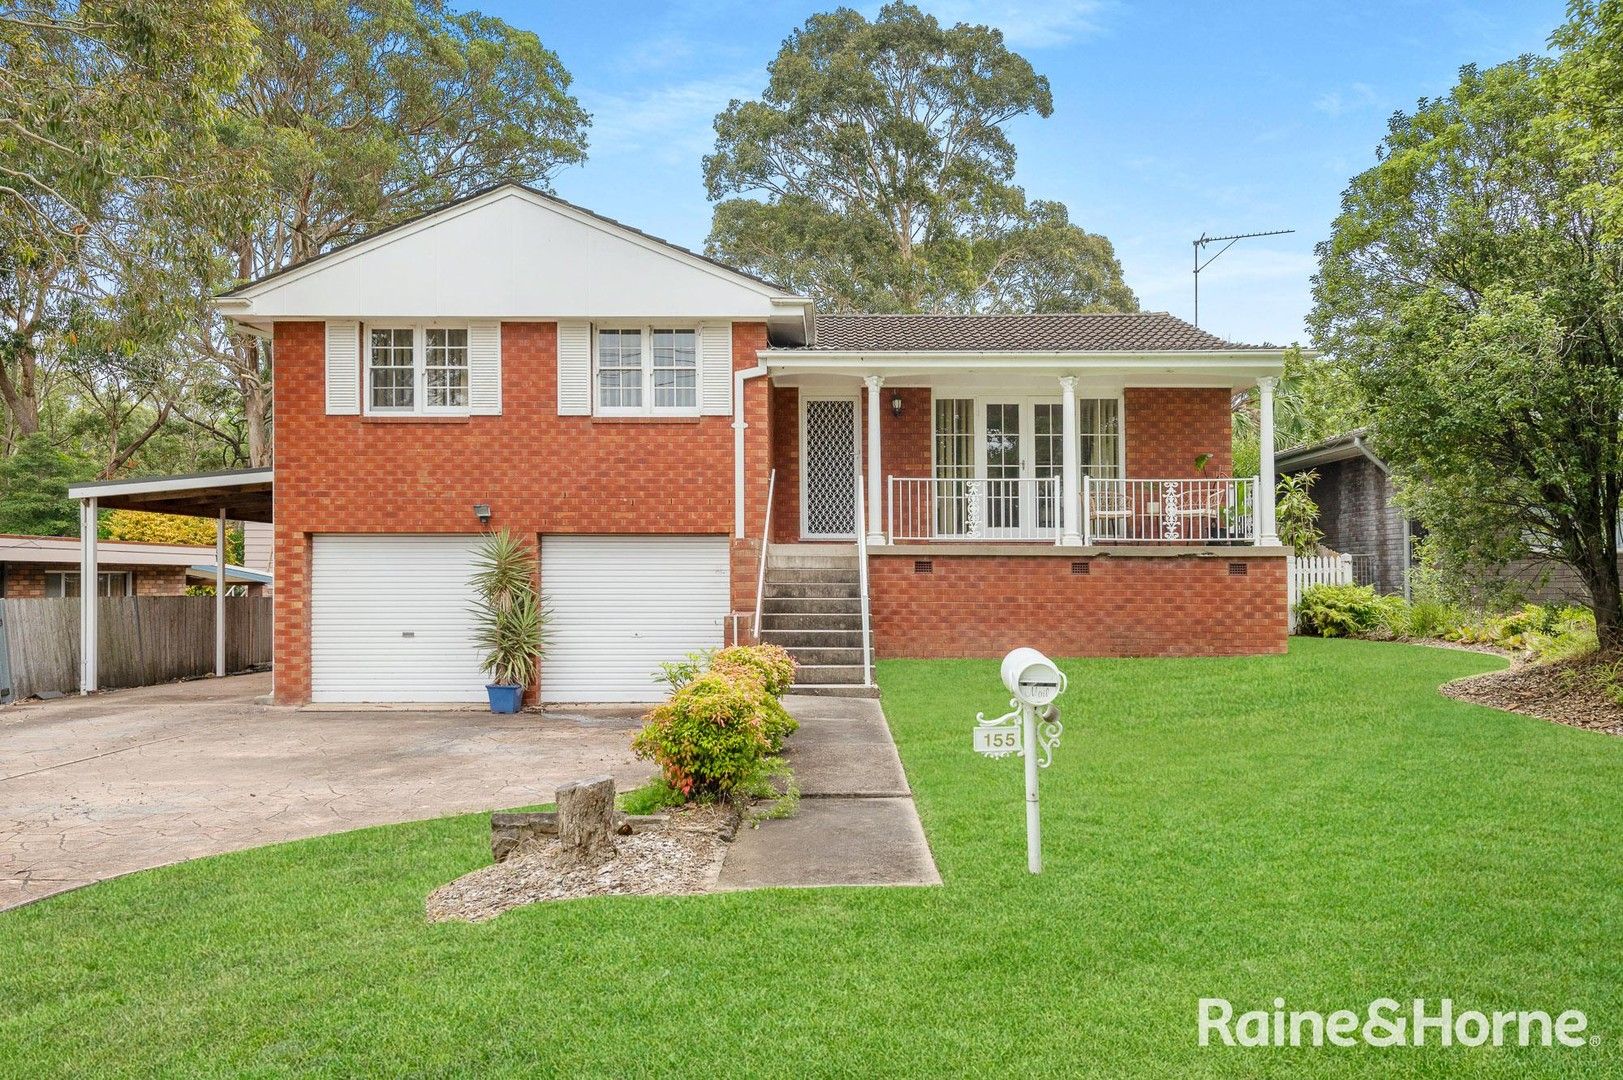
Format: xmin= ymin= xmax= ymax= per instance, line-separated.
xmin=209 ymin=0 xmax=590 ymax=465
xmin=702 ymin=2 xmax=1135 ymax=314
xmin=0 ymin=0 xmax=254 ymax=448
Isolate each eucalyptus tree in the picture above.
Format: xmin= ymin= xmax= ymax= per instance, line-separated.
xmin=205 ymin=0 xmax=591 ymax=466
xmin=703 ymin=2 xmax=1135 ymax=314
xmin=0 ymin=0 xmax=253 ymax=446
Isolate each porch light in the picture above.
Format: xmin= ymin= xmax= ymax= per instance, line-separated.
xmin=890 ymin=392 xmax=904 ymax=417
xmin=473 ymin=503 xmax=492 ymax=525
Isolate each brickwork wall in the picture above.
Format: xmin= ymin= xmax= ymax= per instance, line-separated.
xmin=1124 ymin=387 xmax=1234 ymax=477
xmin=1301 ymin=456 xmax=1414 ymax=595
xmin=868 ymin=552 xmax=1287 ymax=658
xmin=272 ymin=319 xmax=769 ymax=703
xmin=1 ymin=563 xmax=186 ymax=597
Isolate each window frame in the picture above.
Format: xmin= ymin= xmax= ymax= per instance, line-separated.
xmin=594 ymin=325 xmax=700 ymax=417
xmin=364 ymin=322 xmax=472 ymax=417
xmin=45 ymin=570 xmax=133 ymax=598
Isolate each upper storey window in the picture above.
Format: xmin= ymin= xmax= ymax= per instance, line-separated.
xmin=596 ymin=327 xmax=698 ymax=415
xmin=367 ymin=325 xmax=470 ymax=414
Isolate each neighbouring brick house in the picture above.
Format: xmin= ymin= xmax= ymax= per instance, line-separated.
xmin=215 ymin=183 xmax=1291 ymax=705
xmin=1276 ymin=431 xmax=1419 ymax=597
xmin=0 ymin=535 xmax=266 ymax=598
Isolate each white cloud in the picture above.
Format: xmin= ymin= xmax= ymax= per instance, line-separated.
xmin=581 ymin=73 xmax=761 ymax=161
xmin=1313 ymin=82 xmax=1379 ymax=118
xmin=900 ymin=0 xmax=1111 ymax=49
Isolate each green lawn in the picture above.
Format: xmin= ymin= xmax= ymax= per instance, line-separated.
xmin=3 ymin=639 xmax=1620 ymax=1077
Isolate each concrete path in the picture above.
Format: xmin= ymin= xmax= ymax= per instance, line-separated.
xmin=0 ymin=675 xmax=650 ymax=911
xmin=716 ymin=694 xmax=940 ymax=890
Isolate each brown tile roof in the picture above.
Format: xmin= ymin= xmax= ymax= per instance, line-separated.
xmin=804 ymin=312 xmax=1267 ymax=352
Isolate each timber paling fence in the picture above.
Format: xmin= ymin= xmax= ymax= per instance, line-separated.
xmin=0 ymin=596 xmax=272 ymax=701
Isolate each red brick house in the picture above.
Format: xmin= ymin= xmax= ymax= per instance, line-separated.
xmin=216 ymin=183 xmax=1289 ymax=705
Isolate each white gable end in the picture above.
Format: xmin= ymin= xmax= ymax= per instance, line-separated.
xmin=224 ymin=188 xmax=800 ymax=322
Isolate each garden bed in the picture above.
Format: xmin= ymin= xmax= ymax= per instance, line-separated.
xmin=426 ymin=803 xmax=739 ymax=923
xmin=1442 ymin=653 xmax=1623 ymax=737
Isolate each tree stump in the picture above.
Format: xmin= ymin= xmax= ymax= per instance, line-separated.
xmin=556 ymin=775 xmax=616 ymax=862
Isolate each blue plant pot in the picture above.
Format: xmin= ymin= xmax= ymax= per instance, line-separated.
xmin=486 ymin=684 xmax=523 ymax=714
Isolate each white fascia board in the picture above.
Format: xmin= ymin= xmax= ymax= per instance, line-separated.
xmin=67 ymin=469 xmax=273 ymax=501
xmin=760 ymin=350 xmax=1288 ymax=383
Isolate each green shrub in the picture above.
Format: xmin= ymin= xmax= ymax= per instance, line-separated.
xmin=1295 ymin=583 xmax=1389 ymax=638
xmin=653 ymin=648 xmax=717 ymax=695
xmin=710 ymin=643 xmax=797 ymax=697
xmin=1401 ymin=598 xmax=1465 ymax=639
xmin=631 ymin=673 xmax=778 ymax=799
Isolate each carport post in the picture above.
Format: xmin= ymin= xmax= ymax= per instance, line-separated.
xmin=215 ymin=509 xmax=226 ymax=677
xmin=79 ymin=496 xmax=98 ymax=693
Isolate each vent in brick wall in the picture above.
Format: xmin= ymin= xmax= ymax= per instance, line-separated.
xmin=1071 ymin=560 xmax=1090 ymax=575
xmin=914 ymin=559 xmax=933 ymax=575
xmin=1228 ymin=562 xmax=1248 ymax=576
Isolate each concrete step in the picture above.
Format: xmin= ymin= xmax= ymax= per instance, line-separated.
xmin=765 ymin=567 xmax=860 ymax=584
xmin=764 ymin=581 xmax=860 ymax=600
xmin=792 ymin=684 xmax=882 ymax=699
xmin=761 ymin=597 xmax=863 ymax=616
xmin=762 ymin=628 xmax=865 ymax=649
xmin=761 ymin=613 xmax=863 ymax=632
xmin=767 ymin=553 xmax=859 ymax=570
xmin=792 ymin=664 xmax=866 ymax=685
xmin=784 ymin=646 xmax=865 ymax=666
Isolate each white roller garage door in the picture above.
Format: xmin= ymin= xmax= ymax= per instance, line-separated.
xmin=311 ymin=534 xmax=487 ymax=703
xmin=542 ymin=535 xmax=729 ymax=702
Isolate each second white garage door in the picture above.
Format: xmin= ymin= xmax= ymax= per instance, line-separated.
xmin=541 ymin=535 xmax=729 ymax=702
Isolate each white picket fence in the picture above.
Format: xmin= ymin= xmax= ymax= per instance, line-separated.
xmin=1287 ymin=553 xmax=1354 ymax=630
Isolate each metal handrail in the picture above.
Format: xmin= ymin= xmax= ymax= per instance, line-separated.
xmin=753 ymin=469 xmax=776 ymax=641
xmin=854 ymin=470 xmax=874 ymax=688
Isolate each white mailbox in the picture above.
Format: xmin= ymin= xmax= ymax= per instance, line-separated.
xmin=1001 ymin=647 xmax=1066 ymax=708
xmin=975 ymin=647 xmax=1068 ymax=875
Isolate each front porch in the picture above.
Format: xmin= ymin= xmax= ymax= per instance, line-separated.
xmin=763 ymin=363 xmax=1285 ymax=552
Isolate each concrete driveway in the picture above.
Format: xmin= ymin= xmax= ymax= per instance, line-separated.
xmin=0 ymin=674 xmax=652 ymax=911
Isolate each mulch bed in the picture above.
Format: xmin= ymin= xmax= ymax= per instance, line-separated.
xmin=426 ymin=803 xmax=740 ymax=923
xmin=1440 ymin=652 xmax=1623 ymax=737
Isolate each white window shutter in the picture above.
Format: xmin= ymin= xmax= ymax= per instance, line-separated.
xmin=468 ymin=321 xmax=501 ymax=415
xmin=557 ymin=320 xmax=591 ymax=415
xmin=699 ymin=321 xmax=733 ymax=415
xmin=325 ymin=320 xmax=360 ymax=415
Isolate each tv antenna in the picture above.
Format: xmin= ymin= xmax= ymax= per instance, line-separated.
xmin=1192 ymin=228 xmax=1294 ymax=327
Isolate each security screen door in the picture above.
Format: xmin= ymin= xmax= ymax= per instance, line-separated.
xmin=802 ymin=397 xmax=859 ymax=538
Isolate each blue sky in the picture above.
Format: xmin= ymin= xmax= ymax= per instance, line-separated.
xmin=483 ymin=1 xmax=1567 ymax=346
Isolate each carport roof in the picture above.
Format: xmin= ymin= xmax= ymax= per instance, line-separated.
xmin=67 ymin=468 xmax=273 ymax=523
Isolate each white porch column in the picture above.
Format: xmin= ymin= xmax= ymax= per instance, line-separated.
xmin=863 ymin=374 xmax=884 ymax=544
xmin=215 ymin=509 xmax=227 ymax=677
xmin=1058 ymin=375 xmax=1083 ymax=545
xmin=78 ymin=497 xmax=98 ymax=694
xmin=1257 ymin=376 xmax=1280 ymax=546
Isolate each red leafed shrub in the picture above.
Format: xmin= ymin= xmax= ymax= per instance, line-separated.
xmin=631 ymin=673 xmax=774 ymax=798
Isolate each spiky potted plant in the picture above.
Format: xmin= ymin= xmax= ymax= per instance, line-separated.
xmin=469 ymin=529 xmax=547 ymax=714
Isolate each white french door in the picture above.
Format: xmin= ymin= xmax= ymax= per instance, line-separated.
xmin=801 ymin=396 xmax=860 ymax=538
xmin=980 ymin=401 xmax=1026 ymax=537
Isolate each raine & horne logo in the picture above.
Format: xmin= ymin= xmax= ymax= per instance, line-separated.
xmin=1198 ymin=998 xmax=1590 ymax=1049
